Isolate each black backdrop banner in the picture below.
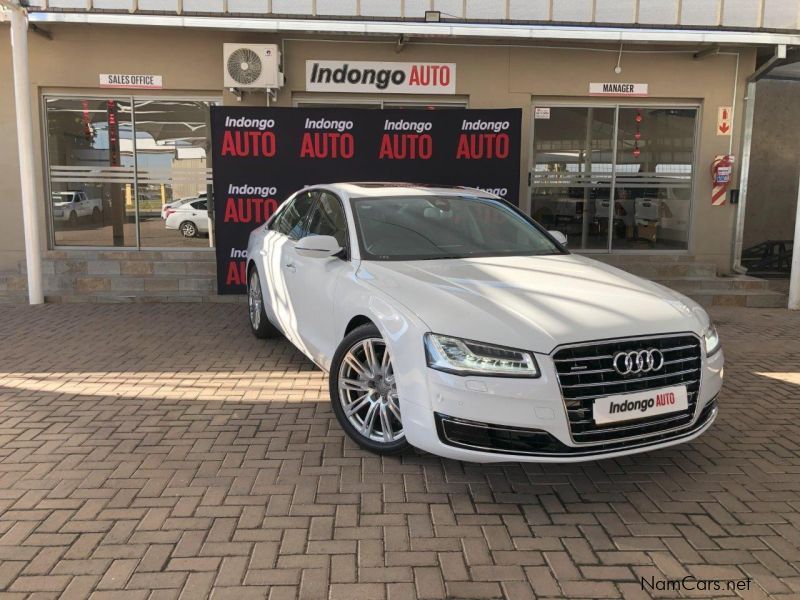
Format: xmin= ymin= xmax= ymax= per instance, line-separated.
xmin=210 ymin=107 xmax=522 ymax=294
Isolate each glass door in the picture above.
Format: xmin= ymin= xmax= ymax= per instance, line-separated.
xmin=531 ymin=104 xmax=697 ymax=252
xmin=611 ymin=108 xmax=696 ymax=250
xmin=530 ymin=107 xmax=616 ymax=250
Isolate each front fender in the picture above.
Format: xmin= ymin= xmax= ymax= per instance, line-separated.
xmin=333 ymin=273 xmax=432 ymax=412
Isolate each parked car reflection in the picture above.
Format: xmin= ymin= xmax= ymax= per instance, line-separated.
xmin=165 ymin=197 xmax=209 ymax=237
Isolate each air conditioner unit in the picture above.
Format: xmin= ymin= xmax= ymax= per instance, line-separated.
xmin=223 ymin=44 xmax=282 ymax=89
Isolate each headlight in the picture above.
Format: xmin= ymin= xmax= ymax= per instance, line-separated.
xmin=703 ymin=323 xmax=721 ymax=356
xmin=424 ymin=333 xmax=540 ymax=378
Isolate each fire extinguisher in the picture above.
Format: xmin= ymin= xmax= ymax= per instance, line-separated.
xmin=711 ymin=154 xmax=734 ymax=206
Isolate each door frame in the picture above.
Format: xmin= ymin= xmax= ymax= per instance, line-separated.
xmin=529 ymin=99 xmax=701 ymax=255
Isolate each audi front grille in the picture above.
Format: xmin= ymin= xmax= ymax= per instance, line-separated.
xmin=552 ymin=334 xmax=702 ymax=444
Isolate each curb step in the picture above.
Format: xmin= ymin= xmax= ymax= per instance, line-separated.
xmin=684 ymin=289 xmax=787 ymax=308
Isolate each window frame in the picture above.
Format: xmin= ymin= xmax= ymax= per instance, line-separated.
xmin=269 ymin=190 xmax=318 ymax=241
xmin=529 ymin=100 xmax=701 ymax=255
xmin=41 ymin=92 xmax=221 ymax=252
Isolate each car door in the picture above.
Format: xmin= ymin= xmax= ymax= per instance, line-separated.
xmin=259 ymin=190 xmax=317 ymax=348
xmin=73 ymin=192 xmax=86 ymax=217
xmin=281 ymin=189 xmax=354 ymax=366
xmin=192 ymin=199 xmax=209 ymax=232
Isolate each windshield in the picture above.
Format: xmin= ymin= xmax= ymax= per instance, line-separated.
xmin=351 ymin=195 xmax=564 ymax=261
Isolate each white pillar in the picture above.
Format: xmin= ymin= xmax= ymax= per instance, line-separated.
xmin=9 ymin=6 xmax=44 ymax=304
xmin=789 ymin=167 xmax=800 ymax=310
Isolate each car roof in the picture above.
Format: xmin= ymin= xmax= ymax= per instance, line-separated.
xmin=314 ymin=182 xmax=500 ymax=199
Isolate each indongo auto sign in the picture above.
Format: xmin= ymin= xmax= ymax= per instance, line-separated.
xmin=306 ymin=60 xmax=456 ymax=94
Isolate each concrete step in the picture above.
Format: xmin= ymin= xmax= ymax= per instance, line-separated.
xmin=615 ymin=262 xmax=719 ymax=278
xmin=652 ymin=276 xmax=771 ymax=292
xmin=683 ymin=288 xmax=787 ymax=308
xmin=0 ymin=291 xmax=28 ymax=304
xmin=591 ymin=255 xmax=718 ymax=277
xmin=0 ymin=271 xmax=27 ymax=292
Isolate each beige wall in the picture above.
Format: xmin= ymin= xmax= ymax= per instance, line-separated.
xmin=0 ymin=25 xmax=25 ymax=271
xmin=743 ymin=79 xmax=800 ymax=250
xmin=0 ymin=23 xmax=755 ymax=276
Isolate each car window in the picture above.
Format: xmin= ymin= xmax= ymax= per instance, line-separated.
xmin=192 ymin=200 xmax=208 ymax=211
xmin=351 ymin=195 xmax=563 ymax=261
xmin=304 ymin=191 xmax=348 ymax=250
xmin=271 ymin=191 xmax=316 ymax=240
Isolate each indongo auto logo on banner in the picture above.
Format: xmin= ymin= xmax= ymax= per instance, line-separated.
xmin=306 ymin=60 xmax=456 ymax=95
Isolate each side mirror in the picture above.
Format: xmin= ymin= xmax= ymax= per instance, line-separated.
xmin=549 ymin=230 xmax=568 ymax=246
xmin=295 ymin=235 xmax=343 ymax=258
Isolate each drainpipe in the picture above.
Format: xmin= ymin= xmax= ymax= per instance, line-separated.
xmin=730 ymin=81 xmax=755 ymax=275
xmin=789 ymin=169 xmax=800 ymax=310
xmin=6 ymin=2 xmax=44 ymax=304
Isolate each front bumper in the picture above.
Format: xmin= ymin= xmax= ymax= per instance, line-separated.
xmin=434 ymin=397 xmax=717 ymax=459
xmin=399 ymin=341 xmax=723 ymax=463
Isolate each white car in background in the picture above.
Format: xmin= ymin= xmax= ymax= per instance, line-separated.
xmin=51 ymin=191 xmax=103 ymax=226
xmin=165 ymin=197 xmax=209 ymax=237
xmin=245 ymin=183 xmax=723 ymax=462
xmin=162 ymin=192 xmax=207 ymax=220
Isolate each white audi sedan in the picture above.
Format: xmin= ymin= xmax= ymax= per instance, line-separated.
xmin=246 ymin=183 xmax=723 ymax=462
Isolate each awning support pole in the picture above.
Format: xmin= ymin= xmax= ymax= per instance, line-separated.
xmin=8 ymin=4 xmax=44 ymax=304
xmin=731 ymin=81 xmax=756 ymax=275
xmin=789 ymin=168 xmax=800 ymax=310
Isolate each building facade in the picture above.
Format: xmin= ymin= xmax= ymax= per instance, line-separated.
xmin=1 ymin=0 xmax=799 ymax=301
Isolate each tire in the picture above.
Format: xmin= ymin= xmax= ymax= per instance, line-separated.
xmin=180 ymin=221 xmax=198 ymax=238
xmin=92 ymin=207 xmax=102 ymax=224
xmin=247 ymin=266 xmax=280 ymax=339
xmin=329 ymin=324 xmax=409 ymax=455
xmin=68 ymin=211 xmax=78 ymax=227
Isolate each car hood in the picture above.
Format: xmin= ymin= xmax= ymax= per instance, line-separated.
xmin=357 ymin=254 xmax=708 ymax=354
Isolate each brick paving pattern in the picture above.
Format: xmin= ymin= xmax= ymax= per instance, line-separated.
xmin=0 ymin=304 xmax=798 ymax=599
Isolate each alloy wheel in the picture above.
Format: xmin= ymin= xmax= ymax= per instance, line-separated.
xmin=248 ymin=270 xmax=262 ymax=330
xmin=337 ymin=338 xmax=403 ymax=443
xmin=181 ymin=222 xmax=197 ymax=237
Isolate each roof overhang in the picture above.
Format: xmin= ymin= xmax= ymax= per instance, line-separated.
xmin=25 ymin=12 xmax=800 ymax=46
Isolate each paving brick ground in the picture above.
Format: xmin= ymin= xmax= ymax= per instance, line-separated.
xmin=0 ymin=304 xmax=799 ymax=599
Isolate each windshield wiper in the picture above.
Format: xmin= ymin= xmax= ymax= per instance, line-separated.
xmin=417 ymin=254 xmax=470 ymax=260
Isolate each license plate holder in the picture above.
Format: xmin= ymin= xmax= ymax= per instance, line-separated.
xmin=593 ymin=385 xmax=688 ymax=425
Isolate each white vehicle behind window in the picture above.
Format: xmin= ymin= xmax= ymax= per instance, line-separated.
xmin=164 ymin=198 xmax=210 ymax=238
xmin=51 ymin=191 xmax=103 ymax=226
xmin=245 ymin=183 xmax=723 ymax=463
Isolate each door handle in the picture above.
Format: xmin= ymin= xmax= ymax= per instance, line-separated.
xmin=284 ymin=262 xmax=296 ymax=273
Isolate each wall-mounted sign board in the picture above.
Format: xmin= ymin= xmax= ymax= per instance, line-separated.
xmin=99 ymin=74 xmax=163 ymax=89
xmin=589 ymin=82 xmax=648 ymax=96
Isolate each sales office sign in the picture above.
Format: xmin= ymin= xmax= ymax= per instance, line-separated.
xmin=306 ymin=60 xmax=456 ymax=95
xmin=100 ymin=74 xmax=163 ymax=89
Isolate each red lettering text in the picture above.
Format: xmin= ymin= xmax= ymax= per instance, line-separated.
xmin=300 ymin=132 xmax=355 ymax=159
xmin=223 ymin=197 xmax=279 ymax=224
xmin=378 ymin=133 xmax=433 ymax=160
xmin=456 ymin=133 xmax=510 ymax=159
xmin=221 ymin=130 xmax=276 ymax=157
xmin=225 ymin=260 xmax=247 ymax=286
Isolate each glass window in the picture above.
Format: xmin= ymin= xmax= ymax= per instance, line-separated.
xmin=530 ymin=107 xmax=616 ymax=250
xmin=133 ymin=100 xmax=214 ymax=248
xmin=46 ymin=98 xmax=136 ymax=246
xmin=351 ymin=195 xmax=562 ymax=261
xmin=611 ymin=108 xmax=696 ymax=250
xmin=272 ymin=191 xmax=316 ymax=239
xmin=44 ymin=96 xmax=217 ymax=249
xmin=305 ymin=191 xmax=348 ymax=249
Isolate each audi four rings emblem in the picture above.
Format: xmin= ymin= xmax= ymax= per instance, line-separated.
xmin=612 ymin=349 xmax=665 ymax=375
